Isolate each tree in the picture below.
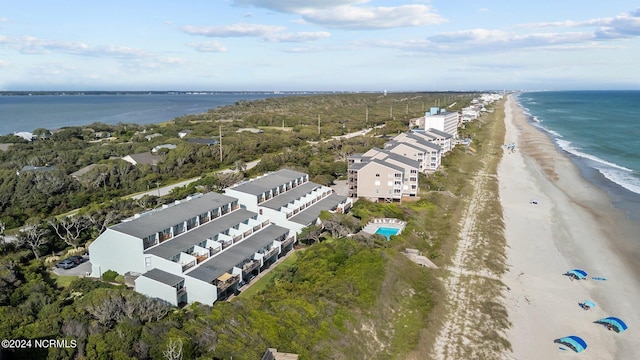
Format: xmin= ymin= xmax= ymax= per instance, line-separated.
xmin=162 ymin=338 xmax=183 ymax=360
xmin=48 ymin=215 xmax=90 ymax=249
xmin=17 ymin=220 xmax=50 ymax=259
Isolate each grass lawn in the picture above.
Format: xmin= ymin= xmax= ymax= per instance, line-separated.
xmin=238 ymin=251 xmax=300 ymax=298
xmin=51 ymin=274 xmax=77 ymax=289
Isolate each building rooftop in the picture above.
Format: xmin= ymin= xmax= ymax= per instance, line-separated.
xmin=290 ymin=193 xmax=347 ymax=226
xmin=141 ymin=268 xmax=184 ymax=287
xmin=425 ymin=128 xmax=454 ymax=138
xmin=186 ymin=224 xmax=289 ymax=283
xmin=228 ymin=169 xmax=307 ymax=196
xmin=261 ymin=182 xmax=322 ymax=210
xmin=144 ymin=208 xmax=256 ymax=259
xmin=112 ymin=192 xmax=237 ymax=238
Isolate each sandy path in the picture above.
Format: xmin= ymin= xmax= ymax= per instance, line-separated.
xmin=500 ymin=95 xmax=640 ymax=359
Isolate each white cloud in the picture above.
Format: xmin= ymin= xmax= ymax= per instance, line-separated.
xmin=181 ymin=23 xmax=330 ymax=43
xmin=298 ymin=5 xmax=446 ymax=29
xmin=0 ymin=35 xmax=156 ymax=58
xmin=264 ymin=31 xmax=330 ymax=42
xmin=232 ymin=0 xmax=368 ymax=13
xmin=368 ymin=8 xmax=640 ymax=56
xmin=187 ymin=41 xmax=228 ymax=52
xmin=517 ymin=8 xmax=640 ymax=39
xmin=232 ymin=1 xmax=445 ymax=30
xmin=181 ymin=24 xmax=286 ymax=38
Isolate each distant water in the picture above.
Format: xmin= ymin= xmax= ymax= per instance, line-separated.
xmin=518 ymin=90 xmax=640 ymax=221
xmin=0 ymin=93 xmax=288 ymax=135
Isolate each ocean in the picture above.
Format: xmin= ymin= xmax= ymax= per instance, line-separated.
xmin=0 ymin=92 xmax=289 ymax=135
xmin=518 ymin=90 xmax=640 ymax=221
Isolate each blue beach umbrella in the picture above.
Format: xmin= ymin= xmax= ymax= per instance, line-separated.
xmin=596 ymin=317 xmax=628 ymax=333
xmin=554 ymin=336 xmax=588 ymax=353
xmin=565 ymin=269 xmax=588 ymax=280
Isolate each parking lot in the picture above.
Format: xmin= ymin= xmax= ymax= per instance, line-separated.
xmin=52 ymin=255 xmax=92 ymax=277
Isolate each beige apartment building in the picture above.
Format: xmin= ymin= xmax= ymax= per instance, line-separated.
xmin=348 ymin=148 xmax=419 ymax=202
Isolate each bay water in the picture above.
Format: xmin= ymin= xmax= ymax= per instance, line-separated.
xmin=0 ymin=92 xmax=287 ymax=135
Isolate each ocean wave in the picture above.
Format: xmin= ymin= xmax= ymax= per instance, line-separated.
xmin=598 ymin=168 xmax=640 ymax=195
xmin=555 ymin=139 xmax=632 ymax=171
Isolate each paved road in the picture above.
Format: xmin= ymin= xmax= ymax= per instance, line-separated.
xmin=130 ymin=159 xmax=261 ymax=199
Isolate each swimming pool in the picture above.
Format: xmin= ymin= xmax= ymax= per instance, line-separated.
xmin=375 ymin=227 xmax=400 ymax=239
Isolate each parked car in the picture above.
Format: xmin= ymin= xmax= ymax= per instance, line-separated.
xmin=56 ymin=259 xmax=77 ymax=269
xmin=67 ymin=255 xmax=86 ymax=264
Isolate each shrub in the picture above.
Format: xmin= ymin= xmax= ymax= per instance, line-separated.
xmin=114 ymin=275 xmax=125 ymax=284
xmin=102 ymin=269 xmax=118 ymax=282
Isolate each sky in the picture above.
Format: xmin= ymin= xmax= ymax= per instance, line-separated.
xmin=1 ymin=1 xmax=639 ymax=91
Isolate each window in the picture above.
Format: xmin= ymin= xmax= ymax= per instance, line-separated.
xmin=394 ymin=181 xmax=401 ymax=185
xmin=375 ymin=180 xmax=380 ymax=186
xmin=375 ymin=173 xmax=380 ymax=177
xmin=375 ymin=189 xmax=379 ymax=193
xmin=410 ymin=169 xmax=418 ymax=174
xmin=394 ymin=189 xmax=401 ymax=193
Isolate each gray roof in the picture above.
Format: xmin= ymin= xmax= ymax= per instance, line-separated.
xmin=228 ymin=169 xmax=307 ymax=196
xmin=186 ymin=224 xmax=289 ymax=283
xmin=141 ymin=268 xmax=184 ymax=286
xmin=365 ymin=159 xmax=405 ymax=173
xmin=144 ymin=208 xmax=256 ymax=259
xmin=403 ymin=133 xmax=442 ymax=150
xmin=349 ymin=162 xmax=366 ymax=170
xmin=425 ymin=128 xmax=453 ymax=138
xmin=386 ymin=140 xmax=425 ymax=153
xmin=290 ymin=193 xmax=347 ymax=226
xmin=383 ymin=152 xmax=419 ymax=169
xmin=187 ymin=138 xmax=218 ymax=145
xmin=261 ymin=182 xmax=322 ymax=210
xmin=124 ymin=152 xmax=162 ymax=165
xmin=112 ymin=192 xmax=237 ymax=238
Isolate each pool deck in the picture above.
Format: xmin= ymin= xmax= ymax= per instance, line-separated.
xmin=362 ymin=218 xmax=406 ymax=235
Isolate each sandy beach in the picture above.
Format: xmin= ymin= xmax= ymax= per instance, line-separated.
xmin=500 ymin=95 xmax=640 ymax=359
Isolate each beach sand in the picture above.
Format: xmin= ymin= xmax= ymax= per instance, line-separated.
xmin=500 ymin=95 xmax=640 ymax=359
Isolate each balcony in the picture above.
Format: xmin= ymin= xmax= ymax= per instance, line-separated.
xmin=215 ymin=274 xmax=239 ymax=292
xmin=159 ymin=233 xmax=172 ymax=242
xmin=242 ymin=260 xmax=260 ymax=273
xmin=195 ymin=254 xmax=208 ymax=264
xmin=264 ymin=248 xmax=279 ymax=260
xmin=281 ymin=236 xmax=295 ymax=248
xmin=181 ymin=260 xmax=196 ymax=272
xmin=176 ymin=286 xmax=187 ymax=296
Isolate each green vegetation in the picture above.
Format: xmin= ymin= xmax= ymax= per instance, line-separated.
xmin=0 ymin=92 xmax=512 ymax=359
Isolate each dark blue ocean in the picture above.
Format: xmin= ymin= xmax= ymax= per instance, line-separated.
xmin=0 ymin=93 xmax=289 ymax=135
xmin=518 ymin=91 xmax=640 ymax=221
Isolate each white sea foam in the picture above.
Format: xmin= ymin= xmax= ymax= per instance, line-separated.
xmin=598 ymin=168 xmax=640 ymax=195
xmin=555 ymin=139 xmax=632 ymax=171
xmin=554 ymin=139 xmax=640 ymax=194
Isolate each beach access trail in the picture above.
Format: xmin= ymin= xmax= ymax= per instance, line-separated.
xmin=500 ymin=95 xmax=640 ymax=359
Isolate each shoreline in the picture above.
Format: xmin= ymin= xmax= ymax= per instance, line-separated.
xmin=518 ymin=94 xmax=640 ymax=223
xmin=500 ymin=95 xmax=640 ymax=359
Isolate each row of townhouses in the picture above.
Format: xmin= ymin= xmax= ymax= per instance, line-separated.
xmin=89 ymin=169 xmax=352 ymax=306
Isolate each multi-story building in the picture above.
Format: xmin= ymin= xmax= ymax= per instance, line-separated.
xmin=89 ymin=169 xmax=350 ymax=306
xmin=225 ymin=169 xmax=352 ymax=234
xmin=347 ymin=149 xmax=419 ymax=202
xmin=423 ymin=108 xmax=459 ymax=138
xmin=421 ymin=128 xmax=453 ymax=153
xmin=384 ymin=137 xmax=442 ymax=173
